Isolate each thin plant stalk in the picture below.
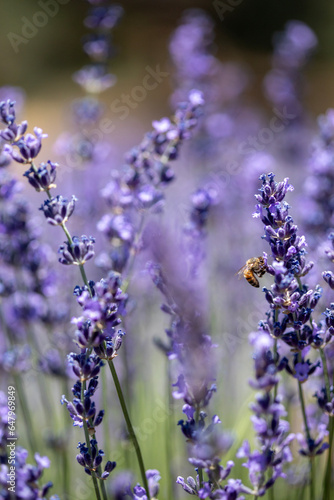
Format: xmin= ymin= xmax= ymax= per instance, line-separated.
xmin=273 ymin=310 xmax=279 ymax=401
xmin=81 ymin=382 xmax=103 ymax=500
xmin=273 ymin=338 xmax=278 ymax=401
xmin=89 ymin=427 xmax=109 ymax=500
xmin=297 ymin=380 xmax=314 ymax=500
xmin=119 ymin=323 xmax=133 ymax=472
xmin=324 ymin=418 xmax=333 ymax=500
xmin=268 ymin=478 xmax=275 ymax=500
xmin=165 ymin=360 xmax=175 ymax=500
xmin=61 ymin=446 xmax=69 ymax=500
xmin=320 ymin=348 xmax=333 ymax=500
xmin=61 ymin=377 xmax=70 ymax=499
xmin=101 ymin=366 xmax=111 ymax=462
xmin=195 ymin=405 xmax=204 ymax=489
xmin=107 ymin=359 xmax=150 ymax=499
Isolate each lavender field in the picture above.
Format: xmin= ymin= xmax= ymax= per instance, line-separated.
xmin=1 ymin=1 xmax=334 ymax=499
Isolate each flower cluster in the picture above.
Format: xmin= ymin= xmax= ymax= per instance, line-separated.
xmin=97 ymin=89 xmax=204 ymax=274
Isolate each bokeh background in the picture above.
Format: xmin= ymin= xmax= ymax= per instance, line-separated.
xmin=1 ymin=0 xmax=334 ymax=122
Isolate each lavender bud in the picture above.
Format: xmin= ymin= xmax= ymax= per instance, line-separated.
xmin=24 ymin=161 xmax=57 ymax=192
xmin=40 ymin=195 xmax=77 ymax=226
xmin=59 ymin=235 xmax=95 ymax=265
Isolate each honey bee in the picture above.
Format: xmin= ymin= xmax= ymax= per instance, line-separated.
xmin=236 ymin=256 xmax=267 ymax=288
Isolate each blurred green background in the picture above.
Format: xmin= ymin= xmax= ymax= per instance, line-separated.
xmin=1 ymin=0 xmax=334 ymax=163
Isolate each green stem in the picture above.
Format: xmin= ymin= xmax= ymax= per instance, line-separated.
xmin=61 ymin=447 xmax=69 ymax=500
xmin=198 ymin=468 xmax=204 ymax=492
xmin=194 ymin=405 xmax=204 ymax=489
xmin=120 ymin=322 xmax=133 ymax=471
xmin=269 ymin=485 xmax=274 ymax=500
xmin=107 ymin=359 xmax=150 ymax=499
xmin=101 ymin=367 xmax=110 ymax=462
xmin=270 ymin=310 xmax=278 ymax=500
xmin=272 ymin=308 xmax=279 ymax=399
xmin=273 ymin=338 xmax=278 ymax=400
xmin=79 ymin=263 xmax=92 ymax=296
xmin=60 ymin=221 xmax=73 ymax=245
xmin=320 ymin=349 xmax=331 ymax=401
xmin=298 ymin=381 xmax=311 ymax=443
xmin=81 ymin=382 xmax=102 ymax=500
xmin=165 ymin=361 xmax=175 ymax=500
xmin=321 ymin=347 xmax=333 ymax=500
xmin=89 ymin=428 xmax=108 ymax=500
xmin=99 ymin=480 xmax=108 ymax=500
xmin=324 ymin=418 xmax=334 ymax=500
xmin=61 ymin=378 xmax=70 ymax=499
xmin=309 ymin=456 xmax=314 ymax=500
xmin=297 ymin=381 xmax=314 ymax=500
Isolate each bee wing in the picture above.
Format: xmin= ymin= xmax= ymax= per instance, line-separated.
xmin=235 ymin=264 xmax=247 ymax=278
